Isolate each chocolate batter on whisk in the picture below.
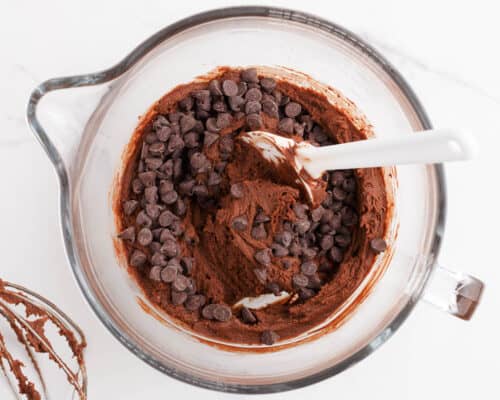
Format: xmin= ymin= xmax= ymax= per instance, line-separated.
xmin=0 ymin=280 xmax=87 ymax=399
xmin=115 ymin=67 xmax=389 ymax=345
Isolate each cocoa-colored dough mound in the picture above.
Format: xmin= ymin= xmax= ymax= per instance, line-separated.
xmin=115 ymin=67 xmax=389 ymax=345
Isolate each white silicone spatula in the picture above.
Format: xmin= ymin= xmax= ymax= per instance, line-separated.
xmin=241 ymin=128 xmax=478 ymax=179
xmin=240 ymin=128 xmax=478 ymax=205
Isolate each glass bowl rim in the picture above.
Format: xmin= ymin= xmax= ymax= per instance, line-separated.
xmin=26 ymin=6 xmax=446 ymax=394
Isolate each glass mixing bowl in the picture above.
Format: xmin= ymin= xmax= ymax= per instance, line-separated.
xmin=27 ymin=6 xmax=484 ymax=393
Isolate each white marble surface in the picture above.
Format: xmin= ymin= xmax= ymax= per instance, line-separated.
xmin=1 ymin=0 xmax=499 ymax=398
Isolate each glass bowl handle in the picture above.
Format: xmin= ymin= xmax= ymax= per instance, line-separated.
xmin=422 ymin=264 xmax=484 ymax=320
xmin=26 ymin=74 xmax=115 ymax=176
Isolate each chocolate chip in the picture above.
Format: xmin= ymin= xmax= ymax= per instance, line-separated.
xmin=157 ymin=126 xmax=172 ymax=142
xmin=310 ymin=206 xmax=324 ymax=222
xmin=159 ymin=180 xmax=173 ymax=195
xmin=207 ymin=172 xmax=222 ymax=186
xmin=153 ymin=115 xmax=169 ymax=130
xmin=260 ymin=78 xmax=276 ymax=93
xmin=145 ymin=132 xmax=159 ymax=144
xmin=144 ymin=204 xmax=161 ymax=221
xmin=149 ymin=266 xmax=162 ymax=281
xmin=293 ymin=203 xmax=308 ymax=219
xmin=241 ymin=68 xmax=259 ymax=83
xmin=145 ymin=157 xmax=163 ymax=170
xmin=205 ymin=118 xmax=220 ymax=134
xmin=213 ymin=304 xmax=232 ymax=322
xmin=161 ymin=239 xmax=179 ymax=258
xmin=266 ymin=282 xmax=281 ymax=296
xmin=171 ymin=290 xmax=188 ymax=305
xmin=189 ymin=152 xmax=208 ymax=173
xmin=254 ymin=248 xmax=271 ymax=266
xmin=151 ymin=252 xmax=167 ymax=266
xmin=149 ymin=142 xmax=165 ymax=157
xmin=254 ymin=209 xmax=270 ymax=224
xmin=158 ymin=264 xmax=177 ymax=282
xmin=251 ymin=223 xmax=267 ymax=240
xmin=217 ymin=113 xmax=233 ymax=130
xmin=261 ymin=330 xmax=279 ymax=345
xmin=245 ymin=87 xmax=262 ymax=102
xmin=168 ymin=112 xmax=183 ymax=123
xmin=307 ymin=275 xmax=322 ymax=290
xmin=335 ymin=233 xmax=351 ymax=248
xmin=183 ymin=131 xmax=199 ymax=148
xmin=289 ymin=240 xmax=302 ymax=257
xmin=123 ymin=200 xmax=138 ymax=216
xmin=342 ymin=177 xmax=356 ymax=192
xmin=370 ymin=238 xmax=387 ymax=253
xmin=178 ymin=179 xmax=195 ymax=196
xmin=137 ymin=227 xmax=153 ymax=246
xmin=146 ymin=204 xmax=161 ymax=219
xmin=185 ymin=277 xmax=197 ymax=295
xmin=167 ymin=257 xmax=182 ymax=272
xmin=143 ymin=186 xmax=158 ymax=205
xmin=278 ymin=117 xmax=294 ymax=134
xmin=228 ymin=183 xmax=243 ymax=199
xmin=204 ymin=131 xmax=219 ymax=147
xmin=330 ymin=171 xmax=345 ymax=186
xmin=219 ymin=135 xmax=234 ymax=154
xmin=130 ymin=250 xmax=147 ymax=267
xmin=311 ymin=126 xmax=328 ymax=143
xmin=118 ymin=227 xmax=135 ymax=242
xmin=295 ymin=219 xmax=311 ymax=235
xmin=185 ymin=295 xmax=206 ymax=311
xmin=245 ymin=100 xmax=262 ymax=115
xmin=158 ymin=210 xmax=175 ymax=227
xmin=302 ymin=246 xmax=317 ymax=260
xmin=240 ymin=306 xmax=257 ymax=324
xmin=201 ymin=304 xmax=218 ymax=320
xmin=299 ymin=287 xmax=315 ymax=300
xmin=292 ymin=273 xmax=309 ymax=288
xmin=193 ymin=184 xmax=209 ymax=198
xmin=317 ymin=233 xmax=333 ymax=249
xmin=172 ymin=274 xmax=189 ymax=292
xmin=294 ymin=122 xmax=305 ymax=136
xmin=159 ymin=160 xmax=173 ymax=177
xmin=262 ymin=100 xmax=278 ymax=118
xmin=284 ymin=102 xmax=302 ymax=118
xmin=170 ymin=220 xmax=184 ymax=237
xmin=212 ymin=100 xmax=227 ymax=113
xmin=246 ymin=113 xmax=263 ymax=130
xmin=161 ymin=190 xmax=178 ymax=205
xmin=273 ymin=231 xmax=291 ymax=248
xmin=332 ymin=187 xmax=347 ymax=201
xmin=271 ymin=243 xmax=288 ymax=257
xmin=174 ymin=199 xmax=187 ymax=216
xmin=228 ymin=95 xmax=245 ymax=112
xmin=149 ymin=238 xmax=163 ymax=253
xmin=222 ymin=80 xmax=238 ymax=97
xmin=140 ymin=143 xmax=149 ymax=159
xmin=136 ymin=210 xmax=152 ymax=228
xmin=179 ymin=115 xmax=196 ymax=134
xmin=138 ymin=171 xmax=156 ymax=188
xmin=167 ymin=134 xmax=185 ymax=153
xmin=253 ymin=268 xmax=267 ymax=284
xmin=232 ymin=215 xmax=248 ymax=231
xmin=178 ymin=96 xmax=194 ymax=111
xmin=208 ymin=80 xmax=223 ymax=95
xmin=300 ymin=261 xmax=318 ymax=276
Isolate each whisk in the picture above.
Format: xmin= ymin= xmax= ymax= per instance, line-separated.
xmin=0 ymin=280 xmax=87 ymax=400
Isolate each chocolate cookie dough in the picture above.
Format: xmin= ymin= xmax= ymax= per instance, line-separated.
xmin=115 ymin=67 xmax=389 ymax=345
